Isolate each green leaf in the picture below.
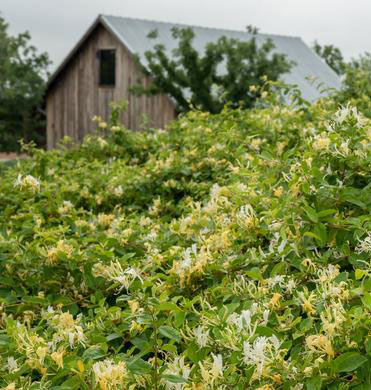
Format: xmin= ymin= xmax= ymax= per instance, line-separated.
xmin=156 ymin=302 xmax=179 ymax=311
xmin=159 ymin=326 xmax=181 ymax=342
xmin=0 ymin=335 xmax=11 ymax=346
xmin=60 ymin=375 xmax=82 ymax=389
xmin=162 ymin=374 xmax=188 ymax=384
xmin=126 ymin=357 xmax=152 ymax=374
xmin=344 ymin=197 xmax=366 ymax=209
xmin=355 ymin=269 xmax=366 ymax=280
xmin=317 ymin=209 xmax=336 ymax=218
xmin=246 ymin=267 xmax=263 ymax=281
xmin=313 ymin=223 xmax=327 ymax=246
xmin=333 ymin=352 xmax=368 ymax=373
xmin=82 ymin=347 xmax=106 ymax=361
xmin=303 ymin=231 xmax=321 ymax=241
xmin=161 ymin=344 xmax=178 ymax=353
xmin=306 ymin=376 xmax=322 ymax=390
xmin=362 ymin=292 xmax=371 ymax=311
xmin=260 ymin=150 xmax=274 ymax=160
xmin=303 ymin=206 xmax=318 ymax=223
xmin=255 ymin=326 xmax=275 ymax=337
xmin=186 ymin=341 xmax=209 ymax=362
xmin=270 ymin=262 xmax=286 ymax=276
xmin=365 ymin=338 xmax=371 ymax=356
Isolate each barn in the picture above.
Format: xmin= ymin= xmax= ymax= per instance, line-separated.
xmin=45 ymin=15 xmax=341 ymax=150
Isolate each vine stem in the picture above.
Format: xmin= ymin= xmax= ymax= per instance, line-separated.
xmin=150 ymin=308 xmax=159 ymax=390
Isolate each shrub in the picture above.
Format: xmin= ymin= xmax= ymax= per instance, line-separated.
xmin=1 ymin=90 xmax=371 ymax=389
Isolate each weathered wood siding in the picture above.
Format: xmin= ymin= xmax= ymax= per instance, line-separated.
xmin=46 ymin=23 xmax=176 ymax=150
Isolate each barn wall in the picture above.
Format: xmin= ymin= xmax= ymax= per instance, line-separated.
xmin=46 ymin=24 xmax=176 ymax=150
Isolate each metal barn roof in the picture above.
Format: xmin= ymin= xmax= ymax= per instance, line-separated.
xmin=49 ymin=15 xmax=342 ymax=101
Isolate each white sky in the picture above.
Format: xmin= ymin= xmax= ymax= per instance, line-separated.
xmin=1 ymin=0 xmax=369 ymax=71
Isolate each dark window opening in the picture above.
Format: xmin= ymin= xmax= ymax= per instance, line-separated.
xmin=98 ymin=49 xmax=116 ymax=86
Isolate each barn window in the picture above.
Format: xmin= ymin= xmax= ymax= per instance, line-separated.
xmin=98 ymin=49 xmax=116 ymax=86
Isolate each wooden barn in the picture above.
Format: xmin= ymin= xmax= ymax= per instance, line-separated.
xmin=46 ymin=15 xmax=341 ymax=150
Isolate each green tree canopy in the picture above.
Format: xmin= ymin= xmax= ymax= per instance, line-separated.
xmin=312 ymin=41 xmax=346 ymax=75
xmin=333 ymin=53 xmax=371 ymax=116
xmin=132 ymin=27 xmax=293 ymax=114
xmin=0 ymin=14 xmax=50 ymax=152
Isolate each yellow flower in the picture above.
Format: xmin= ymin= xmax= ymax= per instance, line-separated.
xmin=251 ymin=138 xmax=262 ymax=151
xmin=274 ymin=186 xmax=283 ymax=197
xmin=298 ymin=291 xmax=316 ymax=315
xmin=269 ymin=293 xmax=282 ymax=309
xmin=306 ymin=334 xmax=334 ymax=358
xmin=51 ymin=349 xmax=65 ymax=369
xmin=128 ymin=300 xmax=139 ymax=314
xmin=2 ymin=383 xmax=16 ymax=390
xmin=97 ymin=213 xmax=115 ymax=227
xmin=77 ymin=360 xmax=85 ymax=373
xmin=46 ymin=240 xmax=73 ymax=264
xmin=312 ymin=135 xmax=330 ymax=151
xmin=57 ymin=312 xmax=75 ymax=329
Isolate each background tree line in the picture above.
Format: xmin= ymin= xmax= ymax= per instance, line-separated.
xmin=0 ymin=14 xmax=50 ymax=152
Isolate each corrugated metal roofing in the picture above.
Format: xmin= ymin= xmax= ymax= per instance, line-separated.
xmin=101 ymin=15 xmax=341 ymax=102
xmin=48 ymin=15 xmax=341 ymax=102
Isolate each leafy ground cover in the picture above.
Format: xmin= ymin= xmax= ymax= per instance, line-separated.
xmin=1 ymin=92 xmax=371 ymax=389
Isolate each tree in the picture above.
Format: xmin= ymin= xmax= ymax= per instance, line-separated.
xmin=312 ymin=41 xmax=346 ymax=75
xmin=333 ymin=53 xmax=371 ymax=117
xmin=132 ymin=27 xmax=293 ymax=114
xmin=0 ymin=14 xmax=50 ymax=152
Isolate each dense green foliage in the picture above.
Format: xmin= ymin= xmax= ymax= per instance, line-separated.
xmin=2 ymin=89 xmax=371 ymax=389
xmin=0 ymin=14 xmax=50 ymax=152
xmin=132 ymin=27 xmax=293 ymax=113
xmin=313 ymin=42 xmax=371 ymax=116
xmin=334 ymin=54 xmax=371 ymax=117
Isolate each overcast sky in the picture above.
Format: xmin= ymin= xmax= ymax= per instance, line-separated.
xmin=1 ymin=0 xmax=369 ymax=72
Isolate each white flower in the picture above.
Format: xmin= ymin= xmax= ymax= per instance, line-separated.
xmin=356 ymin=232 xmax=371 ymax=254
xmin=317 ymin=264 xmax=340 ymax=283
xmin=210 ymin=184 xmax=221 ymax=199
xmin=194 ymin=326 xmax=209 ymax=348
xmin=7 ymin=356 xmax=18 ymax=372
xmin=267 ymin=275 xmax=285 ymax=288
xmin=113 ymin=268 xmax=143 ymax=290
xmin=211 ymin=353 xmax=223 ymax=379
xmin=14 ymin=174 xmax=40 ymax=192
xmin=286 ymin=279 xmax=297 ymax=294
xmin=47 ymin=305 xmax=55 ymax=313
xmin=277 ymin=239 xmax=287 ymax=253
xmin=335 ymin=106 xmax=350 ymax=124
xmin=263 ymin=310 xmax=270 ymax=325
xmin=243 ymin=336 xmax=281 ymax=378
xmin=227 ymin=309 xmax=254 ymax=334
xmin=58 ymin=200 xmax=73 ymax=215
xmin=178 ymin=244 xmax=197 ymax=272
xmin=68 ymin=332 xmax=75 ymax=348
xmin=92 ymin=359 xmax=126 ymax=386
xmin=269 ymin=335 xmax=281 ymax=350
xmin=163 ymin=357 xmax=190 ymax=390
xmin=113 ymin=185 xmax=123 ymax=197
xmin=237 ymin=204 xmax=255 ymax=229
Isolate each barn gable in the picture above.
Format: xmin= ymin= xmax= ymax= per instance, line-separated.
xmin=46 ymin=17 xmax=175 ymax=150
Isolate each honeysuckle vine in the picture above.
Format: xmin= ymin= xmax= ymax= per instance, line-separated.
xmin=1 ymin=91 xmax=371 ymax=389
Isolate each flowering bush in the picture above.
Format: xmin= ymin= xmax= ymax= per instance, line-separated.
xmin=1 ymin=93 xmax=371 ymax=389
